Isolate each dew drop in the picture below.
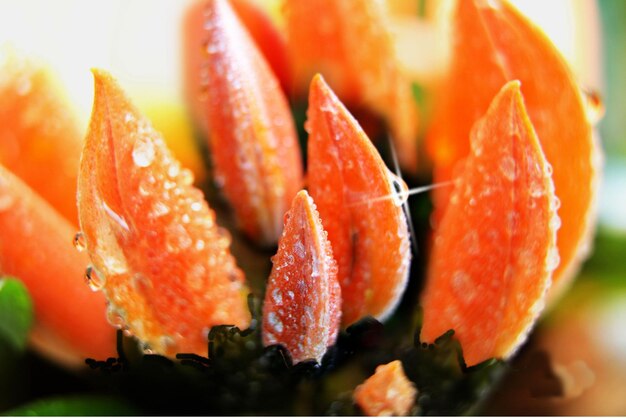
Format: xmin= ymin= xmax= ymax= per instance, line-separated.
xmin=272 ymin=288 xmax=283 ymax=305
xmin=73 ymin=232 xmax=86 ymax=252
xmin=106 ymin=305 xmax=126 ymax=329
xmin=293 ymin=241 xmax=306 ymax=259
xmin=387 ymin=171 xmax=409 ymax=207
xmin=167 ymin=163 xmax=180 ymax=178
xmin=267 ymin=312 xmax=283 ymax=334
xmin=546 ymin=246 xmax=560 ymax=271
xmin=85 ymin=265 xmax=106 ymax=291
xmin=553 ymin=196 xmax=561 ymax=210
xmin=550 ymin=214 xmax=562 ymax=231
xmin=180 ymin=168 xmax=194 ymax=186
xmin=132 ymin=137 xmax=155 ymax=167
xmin=190 ymin=201 xmax=203 ymax=212
xmin=499 ymin=156 xmax=517 ymax=181
xmin=287 ymin=290 xmax=295 ymax=299
xmin=151 ymin=201 xmax=170 ymax=217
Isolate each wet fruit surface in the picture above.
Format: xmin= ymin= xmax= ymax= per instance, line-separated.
xmin=199 ymin=0 xmax=302 ymax=246
xmin=0 ymin=164 xmax=115 ymax=366
xmin=307 ymin=74 xmax=411 ymax=326
xmin=426 ymin=0 xmax=599 ymax=299
xmin=262 ymin=190 xmax=340 ymax=364
xmin=420 ymin=81 xmax=559 ymax=366
xmin=0 ymin=49 xmax=83 ymax=225
xmin=353 ymin=360 xmax=417 ymax=416
xmin=77 ymin=70 xmax=250 ymax=357
xmin=285 ymin=0 xmax=419 ymax=171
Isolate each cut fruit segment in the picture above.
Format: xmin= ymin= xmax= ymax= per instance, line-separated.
xmin=425 ymin=0 xmax=599 ymax=299
xmin=77 ymin=69 xmax=251 ymax=357
xmin=198 ymin=0 xmax=302 ymax=246
xmin=307 ymin=74 xmax=411 ymax=326
xmin=353 ymin=360 xmax=417 ymax=416
xmin=0 ymin=164 xmax=115 ymax=367
xmin=420 ymin=81 xmax=559 ymax=367
xmin=0 ymin=48 xmax=83 ymax=225
xmin=262 ymin=190 xmax=340 ymax=364
xmin=285 ymin=0 xmax=419 ymax=172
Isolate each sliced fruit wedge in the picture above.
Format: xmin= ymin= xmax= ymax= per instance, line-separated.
xmin=353 ymin=360 xmax=417 ymax=416
xmin=425 ymin=0 xmax=600 ymax=299
xmin=0 ymin=48 xmax=83 ymax=225
xmin=285 ymin=0 xmax=419 ymax=172
xmin=198 ymin=0 xmax=303 ymax=246
xmin=262 ymin=190 xmax=340 ymax=364
xmin=183 ymin=0 xmax=292 ymax=132
xmin=77 ymin=70 xmax=251 ymax=357
xmin=420 ymin=81 xmax=559 ymax=367
xmin=0 ymin=164 xmax=115 ymax=367
xmin=307 ymin=74 xmax=411 ymax=326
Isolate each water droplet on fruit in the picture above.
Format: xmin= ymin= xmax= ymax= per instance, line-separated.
xmin=546 ymin=246 xmax=560 ymax=271
xmin=106 ymin=304 xmax=126 ymax=328
xmin=132 ymin=137 xmax=155 ymax=167
xmin=180 ymin=169 xmax=194 ymax=186
xmin=272 ymin=288 xmax=283 ymax=305
xmin=387 ymin=171 xmax=409 ymax=207
xmin=85 ymin=265 xmax=106 ymax=291
xmin=73 ymin=232 xmax=86 ymax=252
xmin=151 ymin=201 xmax=170 ymax=218
xmin=267 ymin=312 xmax=283 ymax=334
xmin=499 ymin=156 xmax=517 ymax=181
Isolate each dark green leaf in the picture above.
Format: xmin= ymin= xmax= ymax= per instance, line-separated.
xmin=5 ymin=395 xmax=139 ymax=416
xmin=0 ymin=278 xmax=34 ymax=351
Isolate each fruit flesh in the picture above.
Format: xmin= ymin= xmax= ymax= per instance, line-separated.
xmin=0 ymin=164 xmax=115 ymax=367
xmin=353 ymin=360 xmax=417 ymax=416
xmin=77 ymin=70 xmax=250 ymax=357
xmin=262 ymin=190 xmax=340 ymax=364
xmin=0 ymin=49 xmax=83 ymax=225
xmin=420 ymin=81 xmax=559 ymax=366
xmin=307 ymin=74 xmax=411 ymax=326
xmin=426 ymin=0 xmax=598 ymax=298
xmin=200 ymin=0 xmax=303 ymax=246
xmin=285 ymin=0 xmax=419 ymax=172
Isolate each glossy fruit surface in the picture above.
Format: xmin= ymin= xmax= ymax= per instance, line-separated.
xmin=307 ymin=74 xmax=411 ymax=326
xmin=421 ymin=81 xmax=559 ymax=366
xmin=262 ymin=190 xmax=340 ymax=364
xmin=426 ymin=0 xmax=599 ymax=299
xmin=77 ymin=70 xmax=250 ymax=357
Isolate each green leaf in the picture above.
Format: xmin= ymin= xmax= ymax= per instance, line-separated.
xmin=0 ymin=278 xmax=34 ymax=351
xmin=5 ymin=395 xmax=139 ymax=416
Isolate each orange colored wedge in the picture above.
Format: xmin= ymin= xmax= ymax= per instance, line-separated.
xmin=0 ymin=49 xmax=83 ymax=225
xmin=77 ymin=70 xmax=251 ymax=357
xmin=353 ymin=360 xmax=417 ymax=416
xmin=199 ymin=0 xmax=302 ymax=246
xmin=0 ymin=164 xmax=115 ymax=367
xmin=285 ymin=0 xmax=419 ymax=172
xmin=425 ymin=0 xmax=599 ymax=298
xmin=183 ymin=0 xmax=292 ymax=132
xmin=307 ymin=74 xmax=411 ymax=326
xmin=420 ymin=81 xmax=559 ymax=367
xmin=262 ymin=190 xmax=341 ymax=364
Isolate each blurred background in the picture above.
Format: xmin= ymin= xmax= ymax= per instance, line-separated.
xmin=0 ymin=0 xmax=624 ymax=415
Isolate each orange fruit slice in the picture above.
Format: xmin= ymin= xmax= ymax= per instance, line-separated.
xmin=425 ymin=0 xmax=599 ymax=298
xmin=262 ymin=190 xmax=340 ymax=364
xmin=420 ymin=81 xmax=560 ymax=367
xmin=285 ymin=0 xmax=419 ymax=172
xmin=0 ymin=164 xmax=115 ymax=367
xmin=77 ymin=69 xmax=251 ymax=357
xmin=183 ymin=0 xmax=292 ymax=133
xmin=0 ymin=48 xmax=83 ymax=225
xmin=353 ymin=360 xmax=417 ymax=416
xmin=307 ymin=74 xmax=411 ymax=326
xmin=199 ymin=0 xmax=303 ymax=246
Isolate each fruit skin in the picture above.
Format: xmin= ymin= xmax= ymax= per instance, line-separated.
xmin=307 ymin=74 xmax=411 ymax=326
xmin=426 ymin=0 xmax=600 ymax=300
xmin=353 ymin=360 xmax=417 ymax=416
xmin=0 ymin=164 xmax=115 ymax=367
xmin=200 ymin=0 xmax=303 ymax=246
xmin=0 ymin=48 xmax=83 ymax=225
xmin=77 ymin=69 xmax=251 ymax=357
xmin=285 ymin=0 xmax=419 ymax=172
xmin=183 ymin=0 xmax=292 ymax=134
xmin=262 ymin=190 xmax=340 ymax=364
xmin=420 ymin=81 xmax=559 ymax=367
